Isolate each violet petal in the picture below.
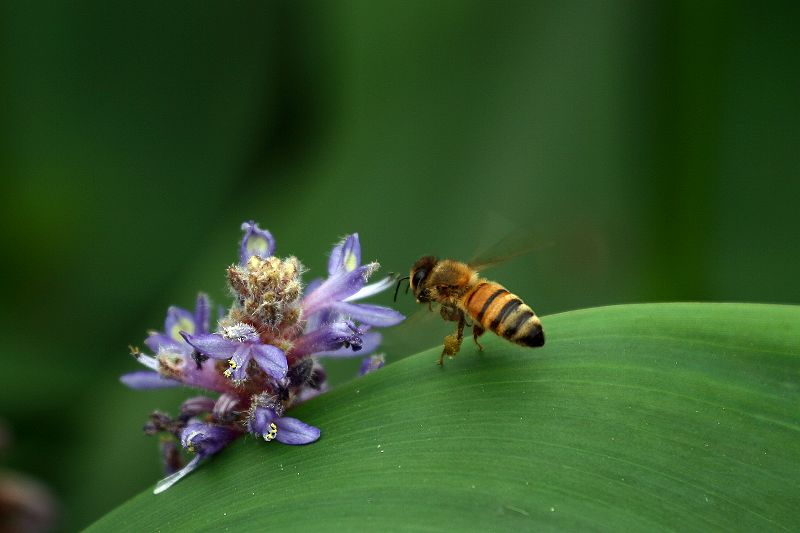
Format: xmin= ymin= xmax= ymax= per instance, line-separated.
xmin=144 ymin=333 xmax=181 ymax=354
xmin=327 ymin=233 xmax=361 ymax=275
xmin=247 ymin=407 xmax=277 ymax=437
xmin=228 ymin=345 xmax=253 ymax=382
xmin=181 ymin=332 xmax=239 ymax=360
xmin=251 ymin=344 xmax=288 ymax=381
xmin=291 ymin=322 xmax=363 ymax=358
xmin=314 ymin=331 xmax=383 ymax=358
xmin=343 ymin=275 xmax=395 ymax=302
xmin=194 ymin=293 xmax=211 ymax=334
xmin=302 ymin=262 xmax=379 ymax=315
xmin=212 ymin=393 xmax=239 ymax=420
xmin=154 ymin=455 xmax=201 ymax=494
xmin=331 ymin=301 xmax=406 ymax=327
xmin=275 ymin=417 xmax=321 ymax=445
xmin=180 ymin=423 xmax=238 ymax=457
xmin=165 ymin=306 xmax=197 ymax=342
xmin=180 ymin=396 xmax=217 ymax=417
xmin=240 ymin=221 xmax=275 ymax=263
xmin=120 ymin=371 xmax=180 ymax=390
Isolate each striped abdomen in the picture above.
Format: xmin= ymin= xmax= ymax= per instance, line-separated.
xmin=462 ymin=281 xmax=544 ymax=347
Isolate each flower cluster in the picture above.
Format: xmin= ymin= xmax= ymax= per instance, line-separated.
xmin=122 ymin=222 xmax=403 ymax=493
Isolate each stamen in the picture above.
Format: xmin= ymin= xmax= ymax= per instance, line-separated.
xmin=263 ymin=423 xmax=278 ymax=442
xmin=223 ymin=358 xmax=237 ymax=378
xmin=133 ymin=349 xmax=160 ymax=371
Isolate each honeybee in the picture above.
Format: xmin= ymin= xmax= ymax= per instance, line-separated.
xmin=397 ymin=257 xmax=544 ymax=366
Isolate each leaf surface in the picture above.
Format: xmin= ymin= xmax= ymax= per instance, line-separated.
xmin=87 ymin=303 xmax=800 ymax=532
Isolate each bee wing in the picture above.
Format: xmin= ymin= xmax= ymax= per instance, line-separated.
xmin=467 ymin=228 xmax=552 ymax=273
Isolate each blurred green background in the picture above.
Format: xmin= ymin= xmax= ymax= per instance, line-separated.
xmin=1 ymin=1 xmax=798 ymax=530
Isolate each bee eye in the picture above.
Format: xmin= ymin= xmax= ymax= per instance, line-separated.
xmin=412 ymin=269 xmax=427 ymax=289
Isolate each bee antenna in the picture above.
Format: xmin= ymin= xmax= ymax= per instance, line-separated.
xmin=393 ymin=276 xmax=410 ymax=302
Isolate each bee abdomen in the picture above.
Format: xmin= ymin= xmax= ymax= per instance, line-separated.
xmin=464 ymin=282 xmax=544 ymax=347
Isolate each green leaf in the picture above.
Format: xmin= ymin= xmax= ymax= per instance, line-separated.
xmin=87 ymin=303 xmax=799 ymax=531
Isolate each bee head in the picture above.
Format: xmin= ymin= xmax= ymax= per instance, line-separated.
xmin=409 ymin=256 xmax=437 ymax=302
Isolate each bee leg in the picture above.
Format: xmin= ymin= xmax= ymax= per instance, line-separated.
xmin=472 ymin=324 xmax=485 ymax=351
xmin=439 ymin=312 xmax=466 ymax=366
xmin=440 ymin=304 xmax=461 ymax=322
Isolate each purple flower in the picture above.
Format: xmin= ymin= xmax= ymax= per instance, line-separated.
xmin=144 ymin=293 xmax=211 ymax=354
xmin=291 ymin=321 xmax=367 ymax=358
xmin=239 ymin=221 xmax=275 ymax=264
xmin=181 ymin=323 xmax=287 ymax=383
xmin=153 ymin=423 xmax=240 ymax=494
xmin=309 ymin=330 xmax=383 ymax=358
xmin=247 ymin=405 xmax=320 ymax=445
xmin=302 ymin=233 xmax=403 ymax=331
xmin=120 ymin=294 xmax=215 ymax=390
xmin=119 ymin=370 xmax=180 ymax=390
xmin=122 ymin=222 xmax=404 ymax=493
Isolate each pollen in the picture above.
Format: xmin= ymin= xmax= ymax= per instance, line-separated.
xmin=223 ymin=358 xmax=237 ymax=378
xmin=263 ymin=423 xmax=278 ymax=442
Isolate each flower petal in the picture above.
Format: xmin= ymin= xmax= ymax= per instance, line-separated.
xmin=212 ymin=393 xmax=239 ymax=420
xmin=133 ymin=353 xmax=160 ymax=371
xmin=343 ymin=275 xmax=395 ymax=302
xmin=180 ymin=396 xmax=217 ymax=416
xmin=181 ymin=332 xmax=239 ymax=360
xmin=119 ymin=371 xmax=180 ymax=389
xmin=251 ymin=344 xmax=288 ymax=380
xmin=180 ymin=423 xmax=238 ymax=457
xmin=291 ymin=322 xmax=364 ymax=358
xmin=227 ymin=345 xmax=253 ymax=382
xmin=327 ymin=234 xmax=361 ymax=275
xmin=240 ymin=221 xmax=275 ymax=263
xmin=144 ymin=332 xmax=181 ymax=354
xmin=247 ymin=406 xmax=277 ymax=437
xmin=165 ymin=306 xmax=196 ymax=342
xmin=302 ymin=262 xmax=379 ymax=315
xmin=154 ymin=455 xmax=201 ymax=494
xmin=314 ymin=331 xmax=383 ymax=358
xmin=275 ymin=417 xmax=321 ymax=445
xmin=331 ymin=301 xmax=406 ymax=327
xmin=194 ymin=293 xmax=211 ymax=334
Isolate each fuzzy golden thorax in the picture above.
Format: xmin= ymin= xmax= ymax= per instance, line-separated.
xmin=409 ymin=257 xmax=480 ymax=306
